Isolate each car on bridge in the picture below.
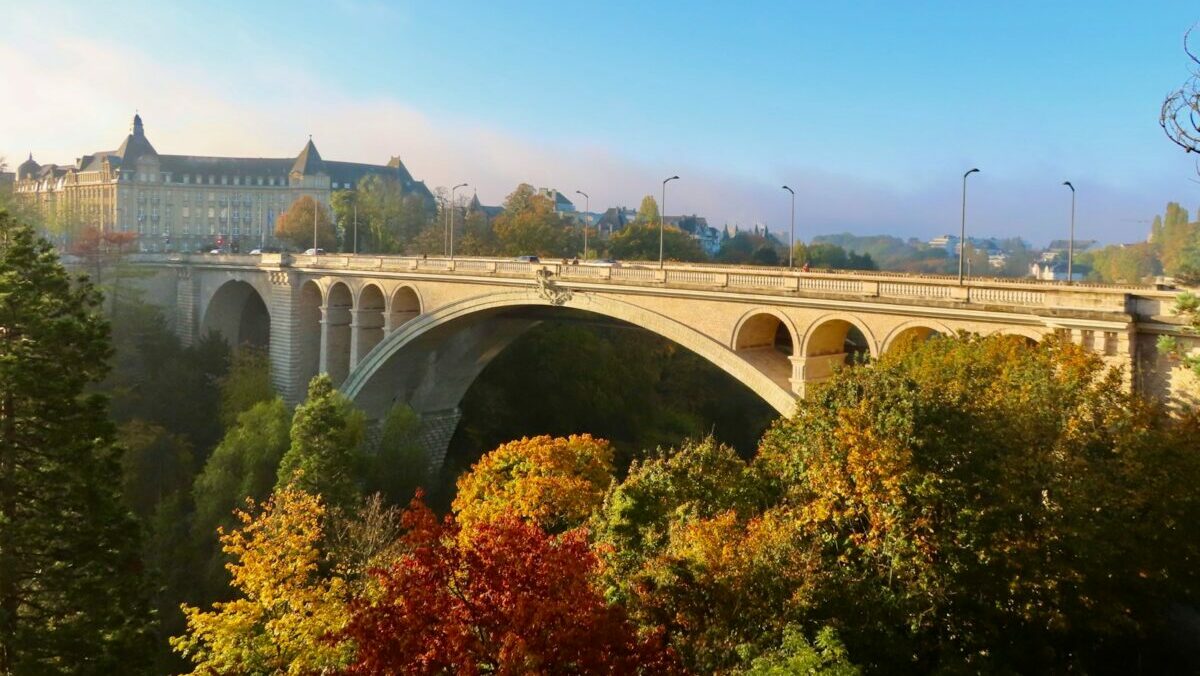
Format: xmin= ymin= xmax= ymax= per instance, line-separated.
xmin=304 ymin=248 xmax=327 ymax=256
xmin=514 ymin=254 xmax=540 ymax=263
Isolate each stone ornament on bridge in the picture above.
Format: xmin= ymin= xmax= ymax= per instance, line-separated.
xmin=534 ymin=268 xmax=573 ymax=306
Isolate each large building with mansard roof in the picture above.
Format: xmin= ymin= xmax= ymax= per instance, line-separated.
xmin=13 ymin=114 xmax=434 ymax=251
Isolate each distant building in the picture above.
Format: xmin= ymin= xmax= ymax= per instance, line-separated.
xmin=928 ymin=234 xmax=961 ymax=254
xmin=538 ymin=188 xmax=576 ymax=214
xmin=666 ymin=214 xmax=721 ymax=255
xmin=1029 ymin=260 xmax=1086 ymax=281
xmin=466 ymin=192 xmax=503 ymax=220
xmin=595 ymin=207 xmax=635 ymax=235
xmin=14 ymin=114 xmax=433 ymax=252
xmin=988 ymin=252 xmax=1009 ymax=269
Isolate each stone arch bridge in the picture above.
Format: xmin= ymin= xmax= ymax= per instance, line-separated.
xmin=130 ymin=252 xmax=1197 ymax=466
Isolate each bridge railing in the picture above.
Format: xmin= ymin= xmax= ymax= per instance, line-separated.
xmin=126 ymin=252 xmax=1185 ymax=315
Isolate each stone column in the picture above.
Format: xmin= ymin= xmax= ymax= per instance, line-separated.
xmin=320 ymin=302 xmax=352 ymax=386
xmin=350 ymin=308 xmax=385 ymax=369
xmin=265 ymin=270 xmax=307 ymax=405
xmin=175 ymin=266 xmax=197 ymax=346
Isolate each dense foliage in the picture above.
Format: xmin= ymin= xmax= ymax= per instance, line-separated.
xmin=0 ymin=211 xmax=153 ymax=673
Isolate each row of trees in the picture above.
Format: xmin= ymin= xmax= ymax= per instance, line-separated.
xmin=169 ymin=330 xmax=1200 ymax=673
xmin=1079 ymin=201 xmax=1200 ymax=284
xmin=273 ymin=179 xmax=876 ymax=270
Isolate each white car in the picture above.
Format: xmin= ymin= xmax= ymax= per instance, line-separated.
xmin=304 ymin=248 xmax=326 ymax=256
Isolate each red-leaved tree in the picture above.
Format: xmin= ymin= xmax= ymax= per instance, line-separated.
xmin=341 ymin=495 xmax=677 ymax=674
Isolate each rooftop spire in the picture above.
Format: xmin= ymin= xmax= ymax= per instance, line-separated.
xmin=131 ymin=112 xmax=144 ymax=137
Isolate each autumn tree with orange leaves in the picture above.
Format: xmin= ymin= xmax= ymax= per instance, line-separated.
xmin=453 ymin=434 xmax=615 ymax=533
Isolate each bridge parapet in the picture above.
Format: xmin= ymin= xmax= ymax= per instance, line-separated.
xmin=125 ymin=251 xmax=1168 ymax=315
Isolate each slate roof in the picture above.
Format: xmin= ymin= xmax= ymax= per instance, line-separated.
xmin=20 ymin=115 xmax=434 ymax=200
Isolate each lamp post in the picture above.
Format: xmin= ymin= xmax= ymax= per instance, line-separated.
xmin=311 ymin=198 xmax=317 ymax=255
xmin=575 ymin=190 xmax=590 ymax=260
xmin=782 ymin=185 xmax=795 ymax=268
xmin=352 ymin=201 xmax=358 ymax=255
xmin=448 ymin=182 xmax=468 ymax=259
xmin=1062 ymin=181 xmax=1075 ymax=283
xmin=660 ymin=175 xmax=679 ymax=269
xmin=958 ymin=168 xmax=980 ymax=284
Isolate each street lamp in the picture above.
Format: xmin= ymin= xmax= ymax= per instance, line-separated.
xmin=575 ymin=190 xmax=590 ymax=260
xmin=782 ymin=185 xmax=795 ymax=268
xmin=660 ymin=175 xmax=679 ymax=269
xmin=448 ymin=182 xmax=468 ymax=258
xmin=1062 ymin=181 xmax=1075 ymax=283
xmin=958 ymin=168 xmax=980 ymax=285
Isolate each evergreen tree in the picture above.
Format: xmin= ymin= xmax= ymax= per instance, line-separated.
xmin=275 ymin=375 xmax=364 ymax=512
xmin=0 ymin=210 xmax=152 ymax=672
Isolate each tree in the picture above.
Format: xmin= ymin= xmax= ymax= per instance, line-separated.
xmin=217 ymin=347 xmax=273 ymax=430
xmin=275 ymin=374 xmax=364 ymax=513
xmin=172 ymin=488 xmax=353 ymax=673
xmin=1082 ymin=242 xmax=1160 ymax=283
xmin=1162 ymin=27 xmax=1200 ymax=162
xmin=0 ymin=210 xmax=152 ymax=672
xmin=593 ymin=437 xmax=764 ymax=587
xmin=275 ymin=195 xmax=335 ymax=251
xmin=490 ymin=183 xmax=573 ymax=256
xmin=341 ymin=496 xmax=676 ymax=674
xmin=736 ymin=627 xmax=859 ymax=676
xmin=453 ymin=434 xmax=615 ymax=533
xmin=608 ymin=222 xmax=705 ymax=262
xmin=718 ymin=231 xmax=783 ymax=265
xmin=364 ymin=402 xmax=427 ymax=506
xmin=636 ymin=195 xmax=661 ymax=224
xmin=1158 ymin=291 xmax=1200 ymax=379
xmin=795 ymin=242 xmax=877 ymax=271
xmin=754 ymin=334 xmax=1200 ymax=672
xmin=192 ymin=398 xmax=292 ymax=583
xmin=331 ymin=175 xmax=433 ymax=254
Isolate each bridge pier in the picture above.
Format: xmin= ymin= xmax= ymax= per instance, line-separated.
xmin=414 ymin=408 xmax=464 ymax=476
xmin=350 ymin=308 xmax=385 ymax=370
xmin=320 ymin=303 xmax=353 ymax=386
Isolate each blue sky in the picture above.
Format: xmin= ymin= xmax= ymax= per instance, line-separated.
xmin=3 ymin=1 xmax=1199 ymax=244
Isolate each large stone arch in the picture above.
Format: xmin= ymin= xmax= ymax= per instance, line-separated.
xmin=731 ymin=309 xmax=800 ymax=391
xmin=881 ymin=319 xmax=954 ymax=353
xmin=341 ymin=289 xmax=798 ymax=467
xmin=199 ymin=279 xmax=271 ymax=349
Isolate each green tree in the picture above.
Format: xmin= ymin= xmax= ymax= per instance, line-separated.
xmin=276 ymin=375 xmax=364 ymax=512
xmin=364 ymin=402 xmax=427 ymax=505
xmin=192 ymin=399 xmax=292 ymax=581
xmin=608 ymin=222 xmax=705 ymax=262
xmin=490 ymin=183 xmax=573 ymax=256
xmin=636 ymin=195 xmax=661 ymax=224
xmin=275 ymin=195 xmax=335 ymax=251
xmin=0 ymin=210 xmax=153 ymax=672
xmin=737 ymin=626 xmax=859 ymax=676
xmin=331 ymin=175 xmax=433 ymax=254
xmin=217 ymin=347 xmax=273 ymax=430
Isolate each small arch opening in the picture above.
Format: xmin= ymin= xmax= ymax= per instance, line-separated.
xmin=325 ymin=282 xmax=354 ymax=386
xmin=355 ymin=284 xmax=386 ymax=365
xmin=803 ymin=318 xmax=874 ymax=384
xmin=733 ymin=312 xmax=795 ymax=390
xmin=887 ymin=325 xmax=943 ymax=354
xmin=389 ymin=286 xmax=421 ymax=330
xmin=298 ymin=281 xmax=323 ymax=389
